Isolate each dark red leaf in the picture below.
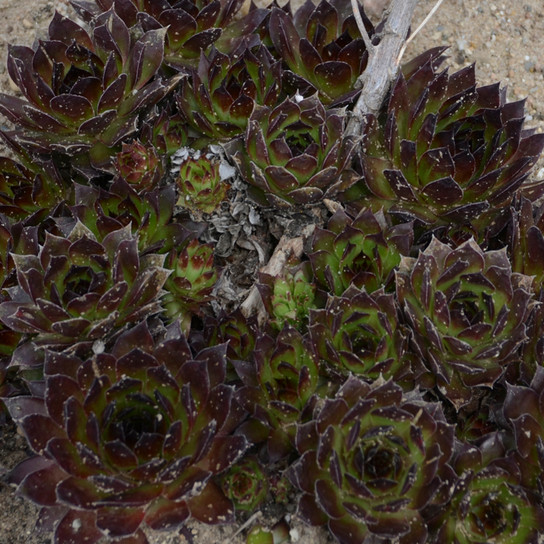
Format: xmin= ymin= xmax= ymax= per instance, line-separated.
xmin=19 ymin=413 xmax=65 ymax=454
xmin=55 ymin=509 xmax=102 ymax=544
xmin=23 ymin=104 xmax=68 ymax=131
xmin=315 ymin=480 xmax=346 ymax=519
xmin=265 ymin=165 xmax=299 ymax=192
xmin=48 ymin=11 xmax=93 ymax=49
xmin=16 ymin=457 xmax=67 ymax=506
xmin=300 ymin=491 xmax=337 ymax=529
xmin=98 ymin=74 xmax=127 ymax=112
xmin=314 ymin=61 xmax=352 ymax=99
xmin=51 ymin=317 xmax=92 ymax=338
xmin=104 ymin=439 xmax=139 ymax=468
xmin=56 ymin=476 xmax=106 ymax=508
xmin=144 ymin=497 xmax=190 ymax=531
xmin=269 ymin=8 xmax=300 ymax=68
xmin=285 ymin=154 xmax=318 ymax=179
xmin=158 ymin=10 xmax=196 ymax=49
xmin=78 ymin=110 xmax=118 ymax=135
xmin=421 ymin=176 xmax=463 ymax=206
xmin=96 ymin=506 xmax=145 ymax=536
xmin=383 ymin=170 xmax=418 ymax=202
xmin=328 ymin=517 xmax=369 ymax=544
xmin=179 ymin=29 xmax=221 ymax=56
xmin=187 ymin=480 xmax=234 ymax=524
xmin=202 ymin=435 xmax=247 ymax=474
xmin=49 ymin=94 xmax=94 ymax=124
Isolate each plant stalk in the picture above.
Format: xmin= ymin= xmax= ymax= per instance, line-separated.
xmin=346 ymin=0 xmax=418 ymax=136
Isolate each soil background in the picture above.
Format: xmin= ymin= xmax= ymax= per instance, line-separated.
xmin=0 ymin=0 xmax=543 ymax=543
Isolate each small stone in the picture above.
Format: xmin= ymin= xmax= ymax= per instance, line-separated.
xmin=22 ymin=18 xmax=33 ymax=29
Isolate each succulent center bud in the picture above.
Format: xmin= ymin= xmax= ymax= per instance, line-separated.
xmin=118 ymin=406 xmax=158 ymax=448
xmin=285 ymin=132 xmax=314 ymax=156
xmin=106 ymin=395 xmax=168 ymax=452
xmin=229 ymin=473 xmax=254 ymax=498
xmin=474 ymin=494 xmax=509 ymax=537
xmin=364 ymin=443 xmax=400 ymax=481
xmin=451 ymin=292 xmax=484 ymax=327
xmin=351 ymin=329 xmax=377 ymax=358
xmin=64 ymin=266 xmax=105 ymax=300
xmin=454 ymin=125 xmax=484 ymax=155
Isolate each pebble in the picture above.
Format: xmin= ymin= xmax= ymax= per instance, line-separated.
xmin=21 ymin=19 xmax=33 ymax=30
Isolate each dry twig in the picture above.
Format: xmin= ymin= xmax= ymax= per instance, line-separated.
xmin=397 ymin=0 xmax=446 ymax=64
xmin=346 ymin=0 xmax=418 ymax=135
xmin=351 ymin=0 xmax=374 ymax=52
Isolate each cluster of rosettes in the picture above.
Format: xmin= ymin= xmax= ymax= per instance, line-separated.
xmin=2 ymin=1 xmax=544 ymax=544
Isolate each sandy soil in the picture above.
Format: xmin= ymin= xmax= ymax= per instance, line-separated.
xmin=0 ymin=1 xmax=543 ymax=543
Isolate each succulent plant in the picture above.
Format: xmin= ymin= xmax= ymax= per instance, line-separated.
xmin=72 ymin=0 xmax=253 ymax=70
xmin=176 ymin=149 xmax=231 ymax=214
xmin=234 ymin=325 xmax=322 ymax=462
xmin=508 ymin=196 xmax=544 ymax=291
xmin=0 ymin=11 xmax=180 ymax=172
xmin=0 ymin=222 xmax=170 ymax=351
xmin=234 ymin=94 xmax=358 ymax=207
xmin=0 ymin=151 xmax=68 ymax=219
xmin=519 ymin=290 xmax=544 ymax=382
xmin=195 ymin=309 xmax=259 ymax=366
xmin=68 ymin=178 xmax=202 ymax=254
xmin=140 ymin=106 xmax=190 ymax=157
xmin=3 ymin=1 xmax=544 ymax=543
xmin=288 ymin=376 xmax=454 ymax=544
xmin=5 ymin=320 xmax=248 ymax=543
xmin=308 ymin=207 xmax=413 ymax=296
xmin=162 ymin=239 xmax=219 ymax=331
xmin=177 ymin=44 xmax=283 ymax=140
xmin=308 ymin=285 xmax=417 ymax=386
xmin=246 ymin=519 xmax=290 ymax=544
xmin=428 ymin=433 xmax=544 ymax=544
xmin=268 ymin=0 xmax=374 ymax=105
xmin=219 ymin=455 xmax=268 ymax=512
xmin=114 ymin=140 xmax=163 ymax=192
xmin=501 ymin=366 xmax=544 ymax=492
xmin=396 ymin=236 xmax=533 ymax=409
xmin=348 ymin=48 xmax=544 ymax=237
xmin=0 ymin=341 xmax=45 ymax=422
xmin=257 ymin=261 xmax=318 ymax=332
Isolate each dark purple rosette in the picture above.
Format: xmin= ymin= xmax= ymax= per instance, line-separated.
xmin=397 ymin=236 xmax=533 ymax=409
xmin=288 ymin=376 xmax=454 ymax=544
xmin=234 ymin=95 xmax=357 ymax=207
xmin=5 ymin=321 xmax=247 ymax=544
